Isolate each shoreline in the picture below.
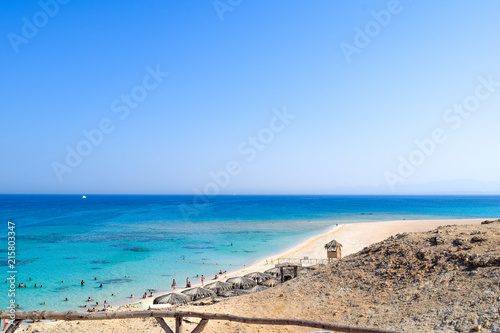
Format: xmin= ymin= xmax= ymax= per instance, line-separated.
xmin=129 ymin=217 xmax=489 ymax=309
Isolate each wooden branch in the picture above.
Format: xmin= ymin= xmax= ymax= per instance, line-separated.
xmin=6 ymin=319 xmax=22 ymax=333
xmin=191 ymin=319 xmax=209 ymax=333
xmin=0 ymin=310 xmax=400 ymax=333
xmin=155 ymin=317 xmax=173 ymax=333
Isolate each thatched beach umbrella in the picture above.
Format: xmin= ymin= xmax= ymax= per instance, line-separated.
xmin=220 ymin=289 xmax=250 ymax=298
xmin=261 ymin=278 xmax=280 ymax=287
xmin=181 ymin=287 xmax=216 ymax=301
xmin=246 ymin=285 xmax=269 ymax=293
xmin=226 ymin=276 xmax=257 ymax=289
xmin=153 ymin=292 xmax=190 ymax=305
xmin=264 ymin=267 xmax=281 ymax=277
xmin=244 ymin=272 xmax=272 ymax=283
xmin=205 ymin=281 xmax=233 ymax=295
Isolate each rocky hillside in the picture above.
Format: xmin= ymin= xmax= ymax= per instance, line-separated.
xmin=305 ymin=218 xmax=500 ymax=332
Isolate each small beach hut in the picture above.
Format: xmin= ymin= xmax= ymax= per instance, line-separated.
xmin=325 ymin=239 xmax=343 ymax=261
xmin=246 ymin=285 xmax=269 ymax=293
xmin=244 ymin=272 xmax=273 ymax=283
xmin=226 ymin=276 xmax=257 ymax=289
xmin=153 ymin=292 xmax=190 ymax=305
xmin=181 ymin=287 xmax=215 ymax=301
xmin=205 ymin=281 xmax=233 ymax=295
xmin=261 ymin=278 xmax=280 ymax=287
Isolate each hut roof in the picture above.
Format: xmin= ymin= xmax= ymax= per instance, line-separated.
xmin=220 ymin=289 xmax=250 ymax=298
xmin=153 ymin=292 xmax=190 ymax=305
xmin=226 ymin=276 xmax=257 ymax=289
xmin=181 ymin=287 xmax=216 ymax=301
xmin=324 ymin=239 xmax=343 ymax=251
xmin=264 ymin=267 xmax=281 ymax=277
xmin=205 ymin=281 xmax=233 ymax=295
xmin=261 ymin=278 xmax=280 ymax=287
xmin=246 ymin=285 xmax=269 ymax=293
xmin=244 ymin=272 xmax=273 ymax=283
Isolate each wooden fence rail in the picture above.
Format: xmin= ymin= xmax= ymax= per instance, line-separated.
xmin=0 ymin=310 xmax=399 ymax=333
xmin=278 ymin=258 xmax=329 ymax=266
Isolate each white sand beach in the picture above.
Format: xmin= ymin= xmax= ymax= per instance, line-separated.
xmin=131 ymin=217 xmax=486 ymax=308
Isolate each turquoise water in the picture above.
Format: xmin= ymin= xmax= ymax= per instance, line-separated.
xmin=1 ymin=195 xmax=499 ymax=311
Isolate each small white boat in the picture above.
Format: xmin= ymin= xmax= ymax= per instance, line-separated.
xmin=82 ymin=195 xmax=87 ymax=199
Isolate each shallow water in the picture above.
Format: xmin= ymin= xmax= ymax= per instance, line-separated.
xmin=1 ymin=194 xmax=499 ymax=311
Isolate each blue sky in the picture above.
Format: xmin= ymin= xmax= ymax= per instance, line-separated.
xmin=1 ymin=0 xmax=500 ymax=194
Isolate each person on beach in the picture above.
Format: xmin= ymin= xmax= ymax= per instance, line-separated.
xmin=104 ymin=300 xmax=107 ymax=308
xmin=143 ymin=292 xmax=147 ymax=299
xmin=172 ymin=279 xmax=176 ymax=290
xmin=201 ymin=275 xmax=204 ymax=286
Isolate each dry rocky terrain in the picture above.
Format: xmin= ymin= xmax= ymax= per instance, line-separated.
xmin=20 ymin=219 xmax=500 ymax=333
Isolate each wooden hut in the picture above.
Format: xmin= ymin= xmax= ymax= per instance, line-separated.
xmin=324 ymin=239 xmax=342 ymax=261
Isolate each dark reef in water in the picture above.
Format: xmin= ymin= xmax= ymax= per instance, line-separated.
xmin=92 ymin=260 xmax=112 ymax=264
xmin=124 ymin=247 xmax=151 ymax=252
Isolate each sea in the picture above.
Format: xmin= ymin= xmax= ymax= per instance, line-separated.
xmin=1 ymin=194 xmax=499 ymax=312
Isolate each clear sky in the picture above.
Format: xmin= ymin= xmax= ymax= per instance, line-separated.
xmin=1 ymin=0 xmax=500 ymax=194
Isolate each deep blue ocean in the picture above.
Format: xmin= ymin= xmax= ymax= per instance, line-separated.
xmin=1 ymin=195 xmax=499 ymax=311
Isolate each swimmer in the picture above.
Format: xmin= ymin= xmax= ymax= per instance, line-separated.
xmin=34 ymin=284 xmax=38 ymax=288
xmin=99 ymin=284 xmax=103 ymax=288
xmin=65 ymin=298 xmax=68 ymax=301
xmin=130 ymin=294 xmax=134 ymax=298
xmin=87 ymin=297 xmax=92 ymax=302
xmin=81 ymin=280 xmax=85 ymax=286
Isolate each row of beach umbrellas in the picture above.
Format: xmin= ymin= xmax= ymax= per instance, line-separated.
xmin=154 ymin=271 xmax=282 ymax=305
